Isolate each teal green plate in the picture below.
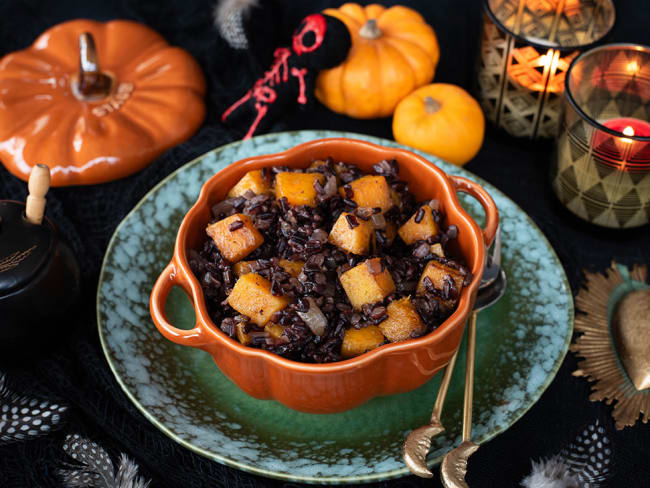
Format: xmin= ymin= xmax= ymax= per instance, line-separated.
xmin=97 ymin=130 xmax=574 ymax=484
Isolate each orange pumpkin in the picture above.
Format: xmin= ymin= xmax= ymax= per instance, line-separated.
xmin=392 ymin=84 xmax=485 ymax=166
xmin=0 ymin=20 xmax=206 ymax=186
xmin=315 ymin=3 xmax=439 ymax=119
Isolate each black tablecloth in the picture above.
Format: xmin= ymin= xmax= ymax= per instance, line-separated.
xmin=1 ymin=1 xmax=649 ymax=486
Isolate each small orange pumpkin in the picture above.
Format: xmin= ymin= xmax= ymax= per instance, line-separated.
xmin=393 ymin=84 xmax=485 ymax=166
xmin=315 ymin=3 xmax=439 ymax=119
xmin=0 ymin=19 xmax=206 ymax=186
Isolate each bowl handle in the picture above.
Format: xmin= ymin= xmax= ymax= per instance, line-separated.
xmin=450 ymin=176 xmax=499 ymax=247
xmin=150 ymin=261 xmax=207 ymax=348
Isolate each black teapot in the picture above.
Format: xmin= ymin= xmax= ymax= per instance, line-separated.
xmin=0 ymin=165 xmax=79 ymax=357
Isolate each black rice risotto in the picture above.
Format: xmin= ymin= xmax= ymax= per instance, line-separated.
xmin=189 ymin=158 xmax=471 ymax=363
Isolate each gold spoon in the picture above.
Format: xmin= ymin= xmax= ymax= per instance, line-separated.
xmin=441 ymin=311 xmax=479 ymax=488
xmin=402 ymin=348 xmax=460 ymax=477
xmin=441 ymin=227 xmax=506 ymax=487
xmin=440 ymin=266 xmax=507 ymax=486
xmin=404 ymin=226 xmax=505 ymax=480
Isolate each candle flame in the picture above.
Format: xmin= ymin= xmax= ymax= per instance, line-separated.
xmin=621 ymin=125 xmax=635 ymax=145
xmin=539 ymin=49 xmax=556 ymax=69
xmin=507 ymin=47 xmax=575 ymax=93
xmin=627 ymin=61 xmax=639 ymax=74
xmin=548 ymin=49 xmax=560 ymax=73
xmin=623 ymin=126 xmax=635 ymax=137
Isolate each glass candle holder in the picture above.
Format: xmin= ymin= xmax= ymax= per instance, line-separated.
xmin=551 ymin=44 xmax=650 ymax=228
xmin=477 ymin=0 xmax=615 ymax=139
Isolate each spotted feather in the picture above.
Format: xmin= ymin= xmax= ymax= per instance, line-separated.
xmin=59 ymin=434 xmax=151 ymax=488
xmin=521 ymin=421 xmax=612 ymax=488
xmin=213 ymin=0 xmax=258 ymax=49
xmin=0 ymin=373 xmax=67 ymax=444
xmin=560 ymin=421 xmax=612 ymax=487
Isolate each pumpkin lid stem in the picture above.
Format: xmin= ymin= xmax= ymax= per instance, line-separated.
xmin=359 ymin=19 xmax=382 ymax=40
xmin=424 ymin=96 xmax=442 ymax=114
xmin=75 ymin=32 xmax=112 ymax=100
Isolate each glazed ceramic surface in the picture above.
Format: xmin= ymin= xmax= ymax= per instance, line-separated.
xmin=98 ymin=130 xmax=573 ymax=484
xmin=150 ymin=137 xmax=498 ymax=413
xmin=0 ymin=19 xmax=206 ymax=186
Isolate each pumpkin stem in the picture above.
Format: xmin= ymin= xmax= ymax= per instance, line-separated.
xmin=74 ymin=32 xmax=112 ymax=100
xmin=424 ymin=96 xmax=442 ymax=114
xmin=359 ymin=19 xmax=382 ymax=40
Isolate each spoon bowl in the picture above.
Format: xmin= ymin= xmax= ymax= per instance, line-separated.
xmin=403 ymin=424 xmax=446 ymax=478
xmin=475 ymin=269 xmax=507 ymax=312
xmin=441 ymin=440 xmax=479 ymax=488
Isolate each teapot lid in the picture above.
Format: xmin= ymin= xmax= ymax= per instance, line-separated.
xmin=0 ymin=201 xmax=54 ymax=297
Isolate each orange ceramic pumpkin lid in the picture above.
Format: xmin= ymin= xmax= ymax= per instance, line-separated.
xmin=0 ymin=19 xmax=206 ymax=186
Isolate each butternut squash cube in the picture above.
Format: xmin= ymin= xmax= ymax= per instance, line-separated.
xmin=339 ymin=175 xmax=392 ymax=212
xmin=339 ymin=258 xmax=396 ymax=309
xmin=308 ymin=160 xmax=341 ymax=185
xmin=341 ymin=325 xmax=385 ymax=358
xmin=206 ymin=213 xmax=264 ymax=263
xmin=264 ymin=323 xmax=285 ymax=340
xmin=233 ymin=261 xmax=254 ymax=276
xmin=278 ymin=259 xmax=304 ymax=278
xmin=416 ymin=260 xmax=465 ymax=308
xmin=308 ymin=159 xmax=328 ymax=170
xmin=235 ymin=323 xmax=251 ymax=345
xmin=398 ymin=205 xmax=439 ymax=245
xmin=233 ymin=259 xmax=303 ymax=278
xmin=378 ymin=297 xmax=426 ymax=342
xmin=227 ymin=170 xmax=270 ymax=198
xmin=227 ymin=273 xmax=289 ymax=326
xmin=328 ymin=212 xmax=373 ymax=255
xmin=430 ymin=243 xmax=445 ymax=257
xmin=275 ymin=172 xmax=323 ymax=207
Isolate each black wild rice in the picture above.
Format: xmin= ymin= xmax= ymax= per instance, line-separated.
xmin=346 ymin=214 xmax=359 ymax=229
xmin=414 ymin=207 xmax=425 ymax=223
xmin=229 ymin=220 xmax=244 ymax=231
xmin=191 ymin=158 xmax=469 ymax=363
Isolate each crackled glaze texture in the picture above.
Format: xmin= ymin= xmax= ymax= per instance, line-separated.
xmin=97 ymin=130 xmax=573 ymax=484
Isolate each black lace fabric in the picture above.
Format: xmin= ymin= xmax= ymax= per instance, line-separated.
xmin=0 ymin=0 xmax=649 ymax=487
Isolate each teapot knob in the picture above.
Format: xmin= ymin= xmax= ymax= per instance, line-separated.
xmin=25 ymin=164 xmax=50 ymax=225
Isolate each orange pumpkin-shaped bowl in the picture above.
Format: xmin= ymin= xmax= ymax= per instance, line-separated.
xmin=150 ymin=138 xmax=498 ymax=413
xmin=0 ymin=19 xmax=206 ymax=186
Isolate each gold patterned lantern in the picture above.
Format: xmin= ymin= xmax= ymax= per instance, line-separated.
xmin=477 ymin=0 xmax=615 ymax=139
xmin=551 ymin=44 xmax=650 ymax=228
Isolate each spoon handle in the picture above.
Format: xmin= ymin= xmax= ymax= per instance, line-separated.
xmin=431 ymin=347 xmax=459 ymax=424
xmin=462 ymin=311 xmax=478 ymax=442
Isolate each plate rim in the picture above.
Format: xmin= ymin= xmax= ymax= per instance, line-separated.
xmin=97 ymin=129 xmax=575 ymax=484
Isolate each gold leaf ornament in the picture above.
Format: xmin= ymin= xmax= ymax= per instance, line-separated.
xmin=571 ymin=262 xmax=650 ymax=429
